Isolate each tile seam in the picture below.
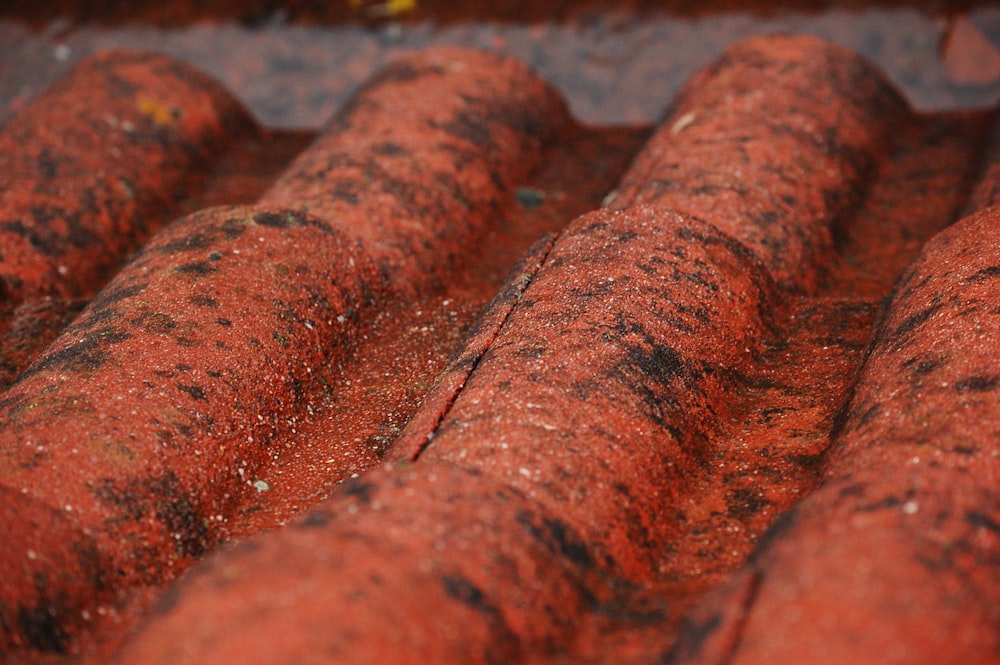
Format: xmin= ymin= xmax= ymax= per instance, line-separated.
xmin=0 ymin=45 xmax=577 ymax=659
xmin=405 ymin=232 xmax=561 ymax=463
xmin=3 ymin=31 xmax=997 ymax=665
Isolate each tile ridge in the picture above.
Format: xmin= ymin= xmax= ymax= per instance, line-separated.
xmin=2 ymin=31 xmax=997 ymax=665
xmin=0 ymin=47 xmax=578 ymax=660
xmin=387 ymin=231 xmax=560 ymax=465
xmin=107 ymin=34 xmax=1000 ymax=665
xmin=666 ymin=202 xmax=1000 ymax=665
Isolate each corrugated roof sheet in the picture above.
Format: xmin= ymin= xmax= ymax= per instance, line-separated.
xmin=0 ymin=24 xmax=997 ymax=665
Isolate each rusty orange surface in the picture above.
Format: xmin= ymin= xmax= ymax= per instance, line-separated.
xmin=0 ymin=7 xmax=998 ymax=665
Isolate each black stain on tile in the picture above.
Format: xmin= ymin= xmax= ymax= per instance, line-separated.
xmin=177 ymin=384 xmax=207 ymax=400
xmin=953 ymin=375 xmax=999 ymax=393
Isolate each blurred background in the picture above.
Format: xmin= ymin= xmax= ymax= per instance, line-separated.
xmin=1 ymin=0 xmax=999 ymax=129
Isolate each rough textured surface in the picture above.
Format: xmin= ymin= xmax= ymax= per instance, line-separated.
xmin=107 ymin=35 xmax=1000 ymax=665
xmin=0 ymin=22 xmax=999 ymax=665
xmin=259 ymin=47 xmax=571 ymax=292
xmin=0 ymin=50 xmax=314 ymax=389
xmin=665 ymin=203 xmax=1000 ymax=665
xmin=0 ymin=50 xmax=257 ymax=306
xmin=0 ymin=47 xmax=586 ymax=661
xmin=610 ymin=36 xmax=906 ymax=290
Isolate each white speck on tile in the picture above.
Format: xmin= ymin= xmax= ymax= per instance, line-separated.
xmin=671 ymin=111 xmax=697 ymax=135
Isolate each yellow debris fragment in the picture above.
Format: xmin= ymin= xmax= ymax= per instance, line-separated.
xmin=136 ymin=97 xmax=177 ymax=127
xmin=351 ymin=0 xmax=417 ymax=18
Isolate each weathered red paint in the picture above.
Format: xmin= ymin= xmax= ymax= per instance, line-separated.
xmin=0 ymin=50 xmax=303 ymax=388
xmin=2 ymin=31 xmax=998 ymax=665
xmin=110 ymin=35 xmax=1000 ymax=665
xmin=0 ymin=297 xmax=86 ymax=388
xmin=0 ymin=47 xmax=574 ymax=660
xmin=258 ymin=47 xmax=571 ymax=292
xmin=666 ymin=202 xmax=1000 ymax=665
xmin=112 ymin=465 xmax=616 ymax=665
xmin=612 ymin=38 xmax=907 ymax=292
xmin=0 ymin=49 xmax=257 ymax=306
xmin=111 ymin=195 xmax=827 ymax=662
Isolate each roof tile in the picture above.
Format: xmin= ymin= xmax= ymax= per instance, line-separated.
xmin=0 ymin=28 xmax=996 ymax=665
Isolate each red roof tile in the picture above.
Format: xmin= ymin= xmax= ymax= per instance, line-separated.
xmin=0 ymin=25 xmax=997 ymax=665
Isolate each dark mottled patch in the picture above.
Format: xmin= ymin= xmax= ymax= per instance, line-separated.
xmin=966 ymin=510 xmax=1000 ymax=535
xmin=891 ymin=301 xmax=942 ymax=340
xmin=516 ymin=511 xmax=594 ymax=570
xmin=254 ymin=211 xmax=295 ymax=228
xmin=138 ymin=311 xmax=177 ymax=334
xmin=342 ymin=480 xmax=376 ymax=505
xmin=174 ymin=261 xmax=216 ymax=277
xmin=36 ymin=148 xmax=59 ymax=179
xmin=953 ymin=375 xmax=999 ymax=393
xmin=786 ymin=452 xmax=825 ymax=471
xmin=756 ymin=210 xmax=780 ymax=227
xmin=726 ymin=487 xmax=772 ymax=521
xmin=189 ymin=295 xmax=217 ymax=308
xmin=592 ymin=593 xmax=668 ymax=627
xmin=965 ymin=265 xmax=1000 ymax=283
xmin=372 ymin=142 xmax=405 ymax=156
xmin=177 ymin=384 xmax=206 ymax=400
xmin=441 ymin=574 xmax=501 ymax=617
xmin=17 ymin=601 xmax=69 ymax=653
xmin=20 ymin=329 xmax=129 ymax=377
xmin=611 ymin=327 xmax=689 ymax=430
xmin=514 ymin=343 xmax=548 ymax=360
xmin=439 ymin=572 xmax=520 ymax=661
xmin=4 ymin=206 xmax=98 ymax=257
xmin=93 ymin=470 xmax=213 ymax=575
xmin=297 ymin=510 xmax=336 ymax=529
xmin=331 ymin=181 xmax=360 ymax=204
xmin=88 ymin=282 xmax=146 ymax=311
xmin=155 ymin=229 xmax=217 ymax=253
xmin=271 ymin=330 xmax=291 ymax=348
xmin=758 ymin=407 xmax=786 ymax=423
xmin=746 ymin=508 xmax=799 ymax=564
xmin=629 ymin=342 xmax=683 ymax=386
xmin=856 ymin=402 xmax=881 ymax=427
xmin=902 ymin=356 xmax=938 ymax=375
xmin=673 ymin=219 xmax=763 ymax=269
xmin=220 ymin=217 xmax=246 ymax=240
xmin=7 ymin=527 xmax=109 ymax=652
xmin=670 ymin=265 xmax=717 ymax=295
xmin=436 ymin=109 xmax=493 ymax=150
